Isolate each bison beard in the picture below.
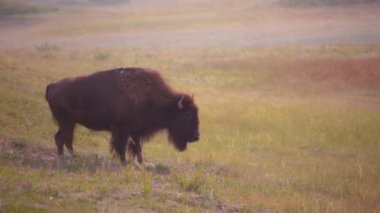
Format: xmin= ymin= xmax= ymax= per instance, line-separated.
xmin=46 ymin=67 xmax=199 ymax=165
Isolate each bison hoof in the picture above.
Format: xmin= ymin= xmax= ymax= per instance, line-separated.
xmin=129 ymin=161 xmax=142 ymax=170
xmin=121 ymin=160 xmax=130 ymax=167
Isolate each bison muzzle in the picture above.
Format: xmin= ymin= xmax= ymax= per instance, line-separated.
xmin=46 ymin=67 xmax=200 ymax=165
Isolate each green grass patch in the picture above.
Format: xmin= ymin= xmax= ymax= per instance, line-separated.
xmin=0 ymin=203 xmax=51 ymax=213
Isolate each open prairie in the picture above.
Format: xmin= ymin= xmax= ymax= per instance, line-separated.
xmin=0 ymin=0 xmax=379 ymax=212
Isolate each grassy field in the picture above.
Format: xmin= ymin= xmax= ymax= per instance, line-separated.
xmin=1 ymin=0 xmax=380 ymax=212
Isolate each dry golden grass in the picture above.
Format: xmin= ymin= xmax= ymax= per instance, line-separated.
xmin=0 ymin=45 xmax=379 ymax=212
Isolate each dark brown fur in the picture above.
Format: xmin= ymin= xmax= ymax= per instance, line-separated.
xmin=46 ymin=67 xmax=199 ymax=164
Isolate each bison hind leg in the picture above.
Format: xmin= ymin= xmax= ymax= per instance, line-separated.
xmin=54 ymin=122 xmax=75 ymax=156
xmin=50 ymin=104 xmax=75 ymax=156
xmin=110 ymin=129 xmax=128 ymax=164
xmin=127 ymin=136 xmax=144 ymax=165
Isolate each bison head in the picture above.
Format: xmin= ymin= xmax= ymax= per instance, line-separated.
xmin=167 ymin=94 xmax=199 ymax=151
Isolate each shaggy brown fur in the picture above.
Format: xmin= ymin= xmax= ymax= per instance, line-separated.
xmin=46 ymin=67 xmax=199 ymax=164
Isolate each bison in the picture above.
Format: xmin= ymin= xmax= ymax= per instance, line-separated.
xmin=46 ymin=67 xmax=200 ymax=165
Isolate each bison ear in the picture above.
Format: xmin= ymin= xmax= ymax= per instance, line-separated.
xmin=177 ymin=95 xmax=185 ymax=110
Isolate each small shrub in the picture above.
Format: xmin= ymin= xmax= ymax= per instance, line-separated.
xmin=175 ymin=172 xmax=205 ymax=194
xmin=9 ymin=139 xmax=26 ymax=150
xmin=36 ymin=42 xmax=60 ymax=52
xmin=154 ymin=163 xmax=171 ymax=175
xmin=94 ymin=51 xmax=110 ymax=61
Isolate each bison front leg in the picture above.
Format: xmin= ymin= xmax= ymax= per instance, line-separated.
xmin=110 ymin=129 xmax=128 ymax=164
xmin=127 ymin=136 xmax=144 ymax=165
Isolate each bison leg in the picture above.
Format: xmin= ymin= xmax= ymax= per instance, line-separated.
xmin=54 ymin=130 xmax=64 ymax=155
xmin=64 ymin=124 xmax=75 ymax=155
xmin=54 ymin=122 xmax=75 ymax=156
xmin=110 ymin=129 xmax=128 ymax=164
xmin=127 ymin=136 xmax=143 ymax=164
xmin=49 ymin=104 xmax=75 ymax=156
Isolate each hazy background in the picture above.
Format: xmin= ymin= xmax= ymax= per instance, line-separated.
xmin=1 ymin=0 xmax=380 ymax=50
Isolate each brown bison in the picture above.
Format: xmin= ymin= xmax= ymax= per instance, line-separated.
xmin=46 ymin=67 xmax=200 ymax=165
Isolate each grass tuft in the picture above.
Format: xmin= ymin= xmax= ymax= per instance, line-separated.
xmin=36 ymin=42 xmax=60 ymax=52
xmin=175 ymin=171 xmax=206 ymax=194
xmin=142 ymin=172 xmax=153 ymax=198
xmin=9 ymin=139 xmax=26 ymax=150
xmin=94 ymin=51 xmax=110 ymax=61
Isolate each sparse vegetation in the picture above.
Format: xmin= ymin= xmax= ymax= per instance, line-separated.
xmin=36 ymin=42 xmax=60 ymax=52
xmin=0 ymin=203 xmax=51 ymax=213
xmin=175 ymin=171 xmax=205 ymax=193
xmin=94 ymin=51 xmax=110 ymax=61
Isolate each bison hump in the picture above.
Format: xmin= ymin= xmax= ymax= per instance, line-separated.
xmin=116 ymin=68 xmax=174 ymax=105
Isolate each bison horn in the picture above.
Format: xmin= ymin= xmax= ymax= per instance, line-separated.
xmin=178 ymin=95 xmax=185 ymax=109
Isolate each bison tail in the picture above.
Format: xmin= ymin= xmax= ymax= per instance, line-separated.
xmin=45 ymin=83 xmax=54 ymax=101
xmin=110 ymin=132 xmax=128 ymax=163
